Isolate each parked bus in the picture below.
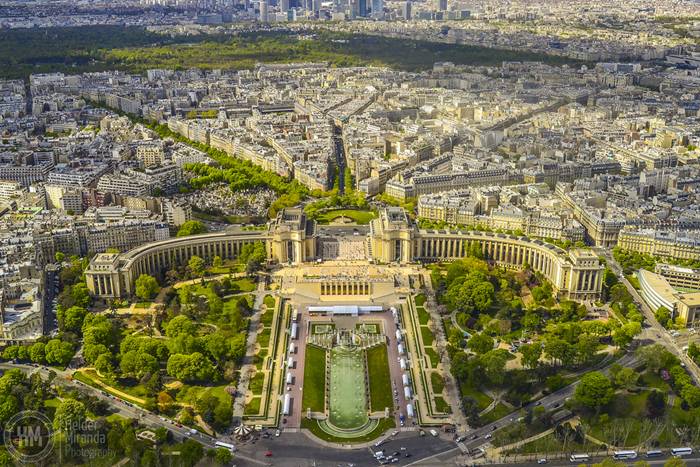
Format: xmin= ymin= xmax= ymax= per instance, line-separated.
xmin=397 ymin=343 xmax=405 ymax=355
xmin=292 ymin=309 xmax=299 ymax=322
xmin=215 ymin=441 xmax=236 ymax=453
xmin=613 ymin=451 xmax=637 ymax=460
xmin=402 ymin=373 xmax=410 ymax=386
xmin=282 ymin=394 xmax=291 ymax=415
xmin=289 ymin=342 xmax=296 ymax=354
xmin=285 ymin=371 xmax=293 ymax=385
xmin=569 ymin=454 xmax=590 ymax=463
xmin=290 ymin=323 xmax=298 ymax=339
xmin=645 ymin=450 xmax=663 ymax=458
xmin=406 ymin=403 xmax=414 ymax=418
xmin=671 ymin=447 xmax=693 ymax=457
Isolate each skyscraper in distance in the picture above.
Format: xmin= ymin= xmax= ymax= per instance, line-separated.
xmin=402 ymin=0 xmax=411 ymax=19
xmin=371 ymin=0 xmax=382 ymax=16
xmin=259 ymin=0 xmax=268 ymax=21
xmin=358 ymin=0 xmax=367 ymax=17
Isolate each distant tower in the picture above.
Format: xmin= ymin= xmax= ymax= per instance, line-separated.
xmin=281 ymin=0 xmax=289 ymax=11
xmin=259 ymin=0 xmax=269 ymax=21
xmin=437 ymin=0 xmax=446 ymax=10
xmin=312 ymin=0 xmax=321 ymax=13
xmin=402 ymin=0 xmax=411 ymax=19
xmin=371 ymin=0 xmax=382 ymax=16
xmin=358 ymin=0 xmax=367 ymax=16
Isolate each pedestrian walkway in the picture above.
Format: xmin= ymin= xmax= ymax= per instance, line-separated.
xmin=233 ymin=279 xmax=269 ymax=420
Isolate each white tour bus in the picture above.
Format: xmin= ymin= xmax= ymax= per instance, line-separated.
xmin=215 ymin=441 xmax=236 ymax=453
xmin=612 ymin=450 xmax=637 ymax=460
xmin=569 ymin=454 xmax=590 ymax=463
xmin=671 ymin=447 xmax=693 ymax=457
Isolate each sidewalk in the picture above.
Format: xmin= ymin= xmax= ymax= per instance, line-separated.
xmin=233 ymin=279 xmax=268 ymax=420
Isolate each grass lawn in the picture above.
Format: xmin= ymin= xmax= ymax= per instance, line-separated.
xmin=434 ymin=396 xmax=451 ymax=414
xmin=248 ymin=372 xmax=264 ymax=395
xmin=264 ymin=295 xmax=275 ymax=308
xmin=302 ymin=345 xmax=327 ymax=412
xmin=106 ymin=413 xmax=128 ymax=424
xmin=72 ymin=371 xmax=147 ymax=407
xmin=585 ymin=391 xmax=657 ymax=447
xmin=639 ymin=371 xmax=671 ymax=391
xmin=230 ymin=277 xmax=256 ymax=293
xmin=420 ymin=326 xmax=434 ymax=347
xmin=301 ymin=417 xmax=395 ymax=443
xmin=415 ymin=294 xmax=427 ymax=307
xmin=259 ymin=310 xmax=274 ymax=327
xmin=316 ymin=209 xmax=377 ymax=225
xmin=492 ymin=421 xmax=549 ymax=447
xmin=479 ymin=402 xmax=510 ymax=425
xmin=366 ymin=345 xmax=393 ymax=412
xmin=43 ymin=398 xmax=61 ymax=409
xmin=424 ymin=347 xmax=440 ymax=368
xmin=256 ymin=327 xmax=271 ymax=349
xmin=244 ymin=397 xmax=261 ymax=415
xmin=134 ymin=301 xmax=153 ymax=309
xmin=460 ymin=385 xmax=493 ymax=411
xmin=416 ymin=306 xmax=430 ymax=325
xmin=431 ymin=372 xmax=445 ymax=395
xmin=507 ymin=433 xmax=601 ymax=455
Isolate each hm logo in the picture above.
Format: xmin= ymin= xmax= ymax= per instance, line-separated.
xmin=16 ymin=425 xmax=43 ymax=447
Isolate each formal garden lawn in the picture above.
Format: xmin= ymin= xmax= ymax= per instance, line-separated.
xmin=244 ymin=397 xmax=261 ymax=415
xmin=248 ymin=372 xmax=265 ymax=395
xmin=301 ymin=417 xmax=395 ymax=443
xmin=424 ymin=347 xmax=440 ymax=368
xmin=259 ymin=309 xmax=274 ymax=327
xmin=431 ymin=372 xmax=445 ymax=395
xmin=416 ymin=306 xmax=430 ymax=325
xmin=256 ymin=328 xmax=271 ymax=349
xmin=434 ymin=396 xmax=451 ymax=413
xmin=315 ymin=209 xmax=377 ymax=225
xmin=420 ymin=326 xmax=435 ymax=347
xmin=302 ymin=345 xmax=327 ymax=412
xmin=366 ymin=345 xmax=393 ymax=412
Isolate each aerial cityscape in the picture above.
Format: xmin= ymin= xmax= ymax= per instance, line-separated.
xmin=1 ymin=0 xmax=700 ymax=466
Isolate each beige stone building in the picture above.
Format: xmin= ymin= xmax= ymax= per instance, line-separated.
xmin=87 ymin=207 xmax=603 ymax=301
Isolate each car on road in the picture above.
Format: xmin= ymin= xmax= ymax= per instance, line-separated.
xmin=537 ymin=459 xmax=548 ymax=464
xmin=275 ymin=429 xmax=281 ymax=437
xmin=456 ymin=435 xmax=466 ymax=443
xmin=484 ymin=434 xmax=492 ymax=440
xmin=265 ymin=451 xmax=272 ymax=457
